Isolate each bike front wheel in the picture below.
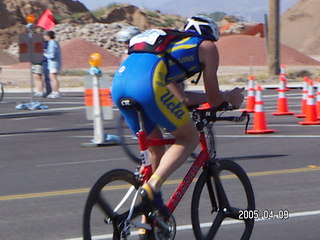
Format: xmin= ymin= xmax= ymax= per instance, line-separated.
xmin=191 ymin=160 xmax=255 ymax=240
xmin=83 ymin=169 xmax=142 ymax=240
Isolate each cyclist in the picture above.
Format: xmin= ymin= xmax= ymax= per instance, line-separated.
xmin=112 ymin=15 xmax=244 ymax=239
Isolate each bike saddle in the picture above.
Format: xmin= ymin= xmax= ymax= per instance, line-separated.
xmin=119 ymin=97 xmax=143 ymax=111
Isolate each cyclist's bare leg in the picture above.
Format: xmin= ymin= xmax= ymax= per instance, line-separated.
xmin=147 ymin=119 xmax=199 ymax=192
xmin=147 ymin=127 xmax=165 ymax=171
xmin=140 ymin=127 xmax=165 ymax=227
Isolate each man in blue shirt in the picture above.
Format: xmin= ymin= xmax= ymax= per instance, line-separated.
xmin=43 ymin=30 xmax=61 ymax=98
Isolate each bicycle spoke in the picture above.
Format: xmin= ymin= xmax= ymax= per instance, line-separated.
xmin=227 ymin=206 xmax=242 ymax=219
xmin=207 ymin=211 xmax=225 ymax=239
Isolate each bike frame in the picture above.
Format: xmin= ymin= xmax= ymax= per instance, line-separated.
xmin=136 ymin=122 xmax=211 ymax=214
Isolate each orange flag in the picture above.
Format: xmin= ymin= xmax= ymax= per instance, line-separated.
xmin=36 ymin=9 xmax=55 ymax=30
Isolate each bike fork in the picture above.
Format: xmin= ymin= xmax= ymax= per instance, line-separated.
xmin=206 ymin=174 xmax=218 ymax=213
xmin=209 ymin=161 xmax=230 ymax=211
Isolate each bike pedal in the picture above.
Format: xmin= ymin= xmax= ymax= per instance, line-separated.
xmin=131 ymin=222 xmax=152 ymax=231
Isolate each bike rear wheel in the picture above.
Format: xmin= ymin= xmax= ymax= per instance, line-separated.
xmin=191 ymin=159 xmax=255 ymax=240
xmin=83 ymin=169 xmax=142 ymax=240
xmin=116 ymin=115 xmax=141 ymax=164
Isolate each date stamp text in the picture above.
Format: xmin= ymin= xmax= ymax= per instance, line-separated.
xmin=239 ymin=209 xmax=290 ymax=220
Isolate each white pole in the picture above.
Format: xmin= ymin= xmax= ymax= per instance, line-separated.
xmin=92 ymin=72 xmax=104 ymax=144
xmin=27 ymin=23 xmax=35 ymax=103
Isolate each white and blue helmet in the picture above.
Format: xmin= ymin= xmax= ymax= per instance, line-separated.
xmin=184 ymin=15 xmax=220 ymax=41
xmin=116 ymin=26 xmax=142 ymax=42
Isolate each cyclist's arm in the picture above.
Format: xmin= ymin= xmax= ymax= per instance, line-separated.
xmin=167 ymin=82 xmax=206 ymax=106
xmin=198 ymin=41 xmax=226 ymax=107
xmin=199 ymin=41 xmax=244 ymax=109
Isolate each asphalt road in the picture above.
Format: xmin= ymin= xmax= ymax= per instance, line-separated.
xmin=0 ymin=89 xmax=319 ymax=240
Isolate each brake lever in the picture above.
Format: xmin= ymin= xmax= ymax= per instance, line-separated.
xmin=243 ymin=111 xmax=250 ymax=134
xmin=232 ymin=111 xmax=248 ymax=122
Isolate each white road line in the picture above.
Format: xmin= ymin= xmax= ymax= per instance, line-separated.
xmin=70 ymin=135 xmax=94 ymax=138
xmin=264 ymin=104 xmax=301 ymax=109
xmin=216 ymin=124 xmax=314 ymax=127
xmin=35 ymin=158 xmax=128 ymax=167
xmin=41 ymin=102 xmax=83 ymax=105
xmin=217 ymin=135 xmax=320 ymax=138
xmin=64 ymin=209 xmax=320 ymax=240
xmin=32 ymin=128 xmax=58 ymax=131
xmin=0 ymin=133 xmax=30 ymax=138
xmin=264 ymin=96 xmax=302 ymax=100
xmin=0 ymin=106 xmax=85 ymax=117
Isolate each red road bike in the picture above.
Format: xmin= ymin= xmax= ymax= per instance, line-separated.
xmin=83 ymin=98 xmax=255 ymax=240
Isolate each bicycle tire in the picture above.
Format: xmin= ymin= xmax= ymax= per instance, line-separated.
xmin=83 ymin=169 xmax=142 ymax=240
xmin=0 ymin=82 xmax=4 ymax=102
xmin=191 ymin=160 xmax=255 ymax=240
xmin=116 ymin=115 xmax=141 ymax=164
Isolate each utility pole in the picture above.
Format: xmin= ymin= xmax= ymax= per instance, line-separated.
xmin=268 ymin=0 xmax=280 ymax=76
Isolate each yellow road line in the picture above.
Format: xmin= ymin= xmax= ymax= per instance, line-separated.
xmin=0 ymin=188 xmax=90 ymax=201
xmin=1 ymin=165 xmax=319 ymax=201
xmin=248 ymin=165 xmax=320 ymax=177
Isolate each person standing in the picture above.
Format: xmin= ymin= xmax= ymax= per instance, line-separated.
xmin=43 ymin=30 xmax=61 ymax=98
xmin=32 ymin=62 xmax=46 ymax=97
xmin=43 ymin=40 xmax=52 ymax=96
xmin=32 ymin=40 xmax=52 ymax=97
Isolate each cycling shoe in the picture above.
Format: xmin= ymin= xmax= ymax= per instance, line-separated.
xmin=139 ymin=183 xmax=171 ymax=219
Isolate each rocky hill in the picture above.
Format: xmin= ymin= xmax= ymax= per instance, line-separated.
xmin=0 ymin=2 xmax=186 ymax=54
xmin=0 ymin=0 xmax=95 ymax=50
xmin=0 ymin=0 xmax=90 ymax=29
xmin=281 ymin=0 xmax=320 ymax=58
xmin=0 ymin=1 xmax=319 ymax=67
xmin=0 ymin=2 xmax=188 ymax=62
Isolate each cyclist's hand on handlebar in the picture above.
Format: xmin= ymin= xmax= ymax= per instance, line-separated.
xmin=226 ymin=87 xmax=245 ymax=109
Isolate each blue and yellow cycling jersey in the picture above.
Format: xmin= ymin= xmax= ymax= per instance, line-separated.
xmin=165 ymin=36 xmax=203 ymax=83
xmin=112 ymin=36 xmax=204 ymax=135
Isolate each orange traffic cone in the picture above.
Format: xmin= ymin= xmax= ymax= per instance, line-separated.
xmin=295 ymin=76 xmax=309 ymax=118
xmin=246 ymin=85 xmax=276 ymax=134
xmin=244 ymin=75 xmax=255 ymax=112
xmin=280 ymin=64 xmax=290 ymax=91
xmin=299 ymin=79 xmax=320 ymax=125
xmin=272 ymin=75 xmax=294 ymax=115
xmin=317 ymin=78 xmax=320 ymax=120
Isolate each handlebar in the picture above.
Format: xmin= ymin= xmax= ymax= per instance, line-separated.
xmin=191 ymin=104 xmax=250 ymax=133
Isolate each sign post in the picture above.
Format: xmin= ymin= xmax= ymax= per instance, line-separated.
xmin=16 ymin=14 xmax=48 ymax=110
xmin=82 ymin=53 xmax=120 ymax=147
